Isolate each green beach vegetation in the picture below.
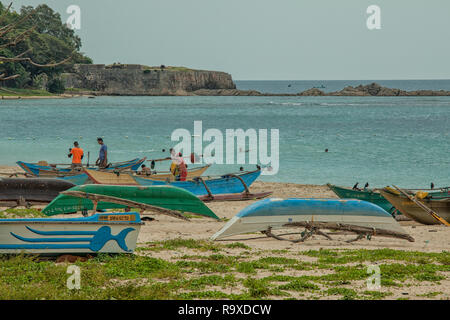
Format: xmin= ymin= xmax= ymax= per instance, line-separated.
xmin=0 ymin=237 xmax=447 ymax=299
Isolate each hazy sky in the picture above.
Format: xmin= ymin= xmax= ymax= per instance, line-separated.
xmin=7 ymin=0 xmax=450 ymax=80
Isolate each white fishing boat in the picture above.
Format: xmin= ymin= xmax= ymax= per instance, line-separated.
xmin=0 ymin=212 xmax=142 ymax=254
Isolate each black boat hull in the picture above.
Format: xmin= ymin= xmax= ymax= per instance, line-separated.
xmin=0 ymin=178 xmax=75 ymax=204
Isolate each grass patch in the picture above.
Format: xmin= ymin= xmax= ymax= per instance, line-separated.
xmin=417 ymin=291 xmax=443 ymax=298
xmin=225 ymin=242 xmax=251 ymax=250
xmin=0 ymin=208 xmax=47 ymax=218
xmin=0 ymin=248 xmax=448 ymax=300
xmin=327 ymin=288 xmax=359 ymax=300
xmin=138 ymin=239 xmax=223 ymax=253
xmin=278 ymin=279 xmax=319 ymax=292
xmin=0 ymin=88 xmax=55 ymax=96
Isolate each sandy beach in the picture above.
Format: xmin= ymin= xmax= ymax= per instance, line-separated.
xmin=1 ymin=164 xmax=448 ymax=252
xmin=1 ymin=165 xmax=448 ymax=300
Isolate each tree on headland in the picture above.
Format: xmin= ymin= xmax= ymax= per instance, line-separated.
xmin=0 ymin=2 xmax=91 ymax=89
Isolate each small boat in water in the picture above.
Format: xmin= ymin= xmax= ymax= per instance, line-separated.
xmin=211 ymin=198 xmax=413 ymax=242
xmin=17 ymin=158 xmax=147 ymax=177
xmin=380 ymin=187 xmax=450 ymax=225
xmin=43 ymin=184 xmax=219 ymax=220
xmin=0 ymin=177 xmax=75 ymax=206
xmin=0 ymin=212 xmax=142 ymax=254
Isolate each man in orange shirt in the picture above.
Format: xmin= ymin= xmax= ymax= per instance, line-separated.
xmin=68 ymin=141 xmax=84 ymax=170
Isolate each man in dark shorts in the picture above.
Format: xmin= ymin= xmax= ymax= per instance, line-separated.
xmin=96 ymin=138 xmax=108 ymax=168
xmin=68 ymin=141 xmax=84 ymax=171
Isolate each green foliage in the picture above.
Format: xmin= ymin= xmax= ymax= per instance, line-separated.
xmin=46 ymin=77 xmax=65 ymax=93
xmin=0 ymin=3 xmax=92 ymax=88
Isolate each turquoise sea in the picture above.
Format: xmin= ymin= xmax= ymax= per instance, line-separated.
xmin=0 ymin=80 xmax=449 ymax=188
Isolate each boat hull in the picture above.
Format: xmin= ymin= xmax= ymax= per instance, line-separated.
xmin=85 ymin=165 xmax=210 ymax=185
xmin=137 ymin=170 xmax=261 ymax=196
xmin=380 ymin=189 xmax=450 ymax=225
xmin=0 ymin=178 xmax=75 ymax=204
xmin=212 ymin=198 xmax=409 ymax=240
xmin=327 ymin=184 xmax=398 ymax=215
xmin=0 ymin=212 xmax=142 ymax=254
xmin=17 ymin=158 xmax=146 ymax=177
xmin=42 ymin=184 xmax=219 ymax=219
xmin=85 ymin=169 xmax=261 ymax=198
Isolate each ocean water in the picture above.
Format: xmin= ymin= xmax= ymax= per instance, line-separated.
xmin=0 ymin=80 xmax=449 ymax=188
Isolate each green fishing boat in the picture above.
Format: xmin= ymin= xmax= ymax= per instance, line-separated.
xmin=328 ymin=184 xmax=450 ymax=217
xmin=327 ymin=184 xmax=399 ymax=215
xmin=43 ymin=185 xmax=219 ymax=220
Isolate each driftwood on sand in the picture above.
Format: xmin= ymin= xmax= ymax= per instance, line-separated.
xmin=262 ymin=221 xmax=415 ymax=243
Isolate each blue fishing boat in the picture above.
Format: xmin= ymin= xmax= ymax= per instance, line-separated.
xmin=58 ymin=173 xmax=91 ymax=185
xmin=211 ymin=198 xmax=414 ymax=242
xmin=0 ymin=212 xmax=142 ymax=254
xmin=17 ymin=158 xmax=146 ymax=177
xmin=85 ymin=168 xmax=263 ymax=198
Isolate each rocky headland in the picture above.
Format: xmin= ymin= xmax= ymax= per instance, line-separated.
xmin=62 ymin=64 xmax=236 ymax=96
xmin=63 ymin=64 xmax=450 ymax=96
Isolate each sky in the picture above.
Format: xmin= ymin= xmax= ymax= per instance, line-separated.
xmin=6 ymin=0 xmax=450 ymax=80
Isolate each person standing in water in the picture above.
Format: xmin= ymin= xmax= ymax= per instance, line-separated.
xmin=96 ymin=137 xmax=108 ymax=168
xmin=68 ymin=141 xmax=84 ymax=170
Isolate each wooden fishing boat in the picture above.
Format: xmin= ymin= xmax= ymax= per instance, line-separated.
xmin=0 ymin=212 xmax=142 ymax=254
xmin=0 ymin=178 xmax=75 ymax=206
xmin=81 ymin=165 xmax=210 ymax=184
xmin=138 ymin=164 xmax=210 ymax=182
xmin=211 ymin=198 xmax=413 ymax=242
xmin=85 ymin=168 xmax=265 ymax=199
xmin=327 ymin=184 xmax=400 ymax=215
xmin=380 ymin=187 xmax=450 ymax=225
xmin=16 ymin=157 xmax=146 ymax=177
xmin=43 ymin=184 xmax=219 ymax=220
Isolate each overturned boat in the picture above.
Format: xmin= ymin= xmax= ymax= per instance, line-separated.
xmin=0 ymin=177 xmax=75 ymax=206
xmin=43 ymin=184 xmax=220 ymax=220
xmin=211 ymin=198 xmax=414 ymax=242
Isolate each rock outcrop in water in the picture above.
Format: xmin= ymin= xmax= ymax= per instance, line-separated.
xmin=325 ymin=82 xmax=450 ymax=96
xmin=192 ymin=82 xmax=450 ymax=96
xmin=62 ymin=64 xmax=236 ymax=95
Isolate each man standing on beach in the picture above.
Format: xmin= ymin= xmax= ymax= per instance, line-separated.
xmin=68 ymin=141 xmax=84 ymax=170
xmin=96 ymin=137 xmax=108 ymax=168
